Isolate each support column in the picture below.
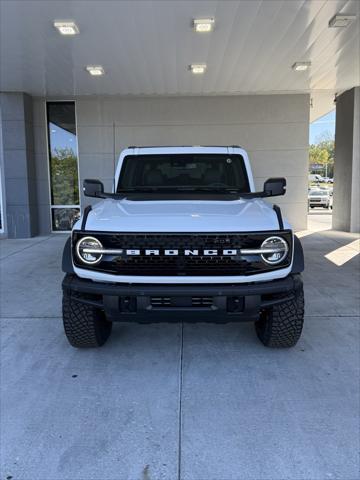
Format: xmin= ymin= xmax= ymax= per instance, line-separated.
xmin=0 ymin=92 xmax=38 ymax=238
xmin=333 ymin=87 xmax=360 ymax=233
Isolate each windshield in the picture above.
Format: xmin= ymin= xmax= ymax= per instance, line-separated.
xmin=309 ymin=191 xmax=328 ymax=197
xmin=117 ymin=154 xmax=250 ymax=193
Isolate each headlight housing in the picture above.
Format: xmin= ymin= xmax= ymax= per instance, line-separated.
xmin=260 ymin=236 xmax=289 ymax=265
xmin=76 ymin=236 xmax=103 ymax=265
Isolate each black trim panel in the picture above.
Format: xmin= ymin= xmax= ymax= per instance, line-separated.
xmin=81 ymin=205 xmax=92 ymax=230
xmin=291 ymin=236 xmax=305 ymax=273
xmin=273 ymin=204 xmax=284 ymax=230
xmin=62 ymin=237 xmax=74 ymax=274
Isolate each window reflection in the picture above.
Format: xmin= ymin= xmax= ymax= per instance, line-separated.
xmin=51 ymin=208 xmax=80 ymax=232
xmin=0 ymin=166 xmax=3 ymax=231
xmin=47 ymin=102 xmax=80 ymax=231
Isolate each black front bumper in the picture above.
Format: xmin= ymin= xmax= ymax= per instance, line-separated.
xmin=62 ymin=273 xmax=302 ymax=323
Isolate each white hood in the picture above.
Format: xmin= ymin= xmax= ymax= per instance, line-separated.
xmin=78 ymin=198 xmax=289 ymax=233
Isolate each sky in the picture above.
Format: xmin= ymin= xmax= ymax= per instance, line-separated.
xmin=49 ymin=122 xmax=78 ymax=154
xmin=309 ymin=109 xmax=335 ymax=144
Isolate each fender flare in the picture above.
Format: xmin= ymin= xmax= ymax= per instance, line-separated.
xmin=62 ymin=236 xmax=74 ymax=274
xmin=291 ymin=235 xmax=304 ymax=273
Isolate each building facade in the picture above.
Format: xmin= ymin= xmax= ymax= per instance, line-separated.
xmin=0 ymin=92 xmax=310 ymax=237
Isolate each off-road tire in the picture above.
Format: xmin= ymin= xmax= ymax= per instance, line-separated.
xmin=255 ymin=286 xmax=304 ymax=348
xmin=63 ymin=291 xmax=112 ymax=348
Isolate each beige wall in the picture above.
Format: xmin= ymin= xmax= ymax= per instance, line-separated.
xmin=33 ymin=94 xmax=309 ymax=233
xmin=333 ymin=87 xmax=360 ymax=233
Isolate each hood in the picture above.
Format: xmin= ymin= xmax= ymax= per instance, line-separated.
xmin=78 ymin=198 xmax=288 ymax=233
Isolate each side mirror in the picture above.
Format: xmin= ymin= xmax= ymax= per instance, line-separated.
xmin=83 ymin=179 xmax=104 ymax=198
xmin=263 ymin=177 xmax=286 ymax=197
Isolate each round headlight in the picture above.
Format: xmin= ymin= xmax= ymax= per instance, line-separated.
xmin=76 ymin=236 xmax=103 ymax=265
xmin=260 ymin=236 xmax=288 ymax=265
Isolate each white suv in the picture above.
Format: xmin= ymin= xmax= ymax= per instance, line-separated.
xmin=62 ymin=146 xmax=304 ymax=348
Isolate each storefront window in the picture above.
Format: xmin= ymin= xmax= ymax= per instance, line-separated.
xmin=0 ymin=166 xmax=3 ymax=232
xmin=51 ymin=208 xmax=81 ymax=232
xmin=46 ymin=102 xmax=80 ymax=231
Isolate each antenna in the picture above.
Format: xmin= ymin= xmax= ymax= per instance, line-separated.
xmin=113 ymin=122 xmax=116 ymax=192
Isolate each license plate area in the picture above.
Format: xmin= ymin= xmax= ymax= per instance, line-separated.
xmin=150 ymin=296 xmax=214 ymax=309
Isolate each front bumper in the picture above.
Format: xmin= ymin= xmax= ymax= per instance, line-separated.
xmin=62 ymin=273 xmax=302 ymax=323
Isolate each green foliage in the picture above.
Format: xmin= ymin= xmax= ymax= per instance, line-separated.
xmin=50 ymin=147 xmax=79 ymax=205
xmin=309 ymin=144 xmax=329 ymax=165
xmin=309 ymin=130 xmax=335 ymax=177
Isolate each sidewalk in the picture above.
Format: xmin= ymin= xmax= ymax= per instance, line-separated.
xmin=0 ymin=224 xmax=359 ymax=480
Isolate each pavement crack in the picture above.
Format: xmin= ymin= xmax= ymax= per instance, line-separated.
xmin=177 ymin=322 xmax=184 ymax=480
xmin=0 ymin=236 xmax=53 ymax=261
xmin=305 ymin=314 xmax=360 ymax=318
xmin=0 ymin=316 xmax=62 ymax=320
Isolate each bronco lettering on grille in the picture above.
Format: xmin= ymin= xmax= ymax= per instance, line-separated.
xmin=126 ymin=249 xmax=239 ymax=256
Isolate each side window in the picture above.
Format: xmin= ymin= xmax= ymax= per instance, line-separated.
xmin=46 ymin=102 xmax=80 ymax=231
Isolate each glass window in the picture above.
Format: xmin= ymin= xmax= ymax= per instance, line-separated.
xmin=0 ymin=166 xmax=3 ymax=232
xmin=47 ymin=102 xmax=80 ymax=231
xmin=117 ymin=154 xmax=250 ymax=193
xmin=51 ymin=208 xmax=81 ymax=232
xmin=309 ymin=191 xmax=328 ymax=197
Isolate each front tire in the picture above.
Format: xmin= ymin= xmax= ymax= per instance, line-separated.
xmin=255 ymin=285 xmax=304 ymax=348
xmin=62 ymin=291 xmax=112 ymax=348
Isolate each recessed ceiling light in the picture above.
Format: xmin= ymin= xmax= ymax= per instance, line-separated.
xmin=189 ymin=64 xmax=207 ymax=74
xmin=193 ymin=18 xmax=215 ymax=33
xmin=86 ymin=65 xmax=105 ymax=76
xmin=292 ymin=62 xmax=311 ymax=72
xmin=328 ymin=14 xmax=356 ymax=28
xmin=54 ymin=21 xmax=79 ymax=35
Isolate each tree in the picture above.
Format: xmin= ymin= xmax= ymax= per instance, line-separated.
xmin=309 ymin=130 xmax=335 ymax=178
xmin=50 ymin=147 xmax=79 ymax=205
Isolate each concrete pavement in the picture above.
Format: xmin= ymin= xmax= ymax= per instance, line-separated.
xmin=0 ymin=219 xmax=359 ymax=480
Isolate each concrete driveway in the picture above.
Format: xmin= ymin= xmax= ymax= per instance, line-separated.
xmin=1 ymin=218 xmax=359 ymax=480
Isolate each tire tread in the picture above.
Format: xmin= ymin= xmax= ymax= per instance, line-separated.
xmin=63 ymin=292 xmax=112 ymax=348
xmin=255 ymin=287 xmax=304 ymax=348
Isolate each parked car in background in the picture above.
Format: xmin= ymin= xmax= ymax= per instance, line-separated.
xmin=323 ymin=177 xmax=334 ymax=184
xmin=308 ymin=189 xmax=331 ymax=209
xmin=308 ymin=174 xmax=324 ymax=183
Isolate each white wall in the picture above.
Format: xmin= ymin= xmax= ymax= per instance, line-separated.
xmin=33 ymin=94 xmax=309 ymax=232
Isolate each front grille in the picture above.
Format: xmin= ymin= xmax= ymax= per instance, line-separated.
xmin=73 ymin=231 xmax=292 ymax=276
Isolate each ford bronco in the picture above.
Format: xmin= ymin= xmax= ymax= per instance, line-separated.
xmin=62 ymin=146 xmax=304 ymax=348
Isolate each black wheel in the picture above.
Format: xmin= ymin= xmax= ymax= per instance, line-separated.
xmin=255 ymin=285 xmax=304 ymax=348
xmin=62 ymin=290 xmax=112 ymax=348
